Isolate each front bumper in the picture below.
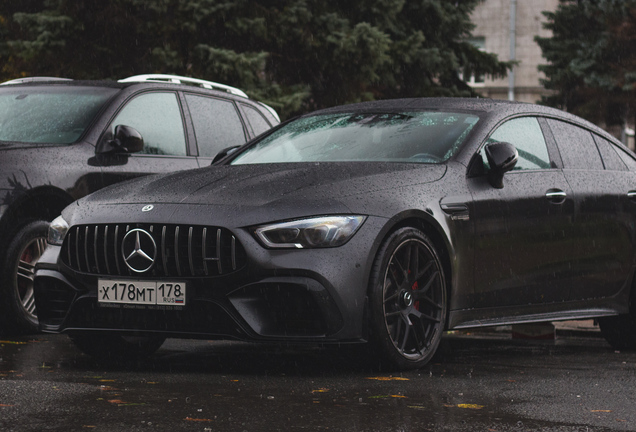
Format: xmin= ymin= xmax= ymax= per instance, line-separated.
xmin=33 ymin=217 xmax=386 ymax=343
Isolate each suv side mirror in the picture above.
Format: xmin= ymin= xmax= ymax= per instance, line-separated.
xmin=485 ymin=141 xmax=518 ymax=189
xmin=96 ymin=125 xmax=144 ymax=154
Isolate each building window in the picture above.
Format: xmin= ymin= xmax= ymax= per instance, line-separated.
xmin=462 ymin=37 xmax=486 ymax=86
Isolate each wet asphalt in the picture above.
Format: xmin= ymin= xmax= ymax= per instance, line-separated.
xmin=0 ymin=330 xmax=635 ymax=432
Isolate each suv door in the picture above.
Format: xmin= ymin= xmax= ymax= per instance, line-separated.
xmin=547 ymin=119 xmax=636 ymax=301
xmin=99 ymin=91 xmax=199 ymax=185
xmin=468 ymin=116 xmax=575 ymax=308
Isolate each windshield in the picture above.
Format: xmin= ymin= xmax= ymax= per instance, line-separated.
xmin=0 ymin=86 xmax=118 ymax=144
xmin=231 ymin=111 xmax=480 ymax=165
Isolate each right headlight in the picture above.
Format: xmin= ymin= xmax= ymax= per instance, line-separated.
xmin=254 ymin=215 xmax=366 ymax=249
xmin=47 ymin=215 xmax=69 ymax=246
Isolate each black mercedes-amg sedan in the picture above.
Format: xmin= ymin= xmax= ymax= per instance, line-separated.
xmin=33 ymin=98 xmax=636 ymax=370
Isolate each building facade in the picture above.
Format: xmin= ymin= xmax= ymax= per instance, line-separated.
xmin=469 ymin=0 xmax=559 ymax=104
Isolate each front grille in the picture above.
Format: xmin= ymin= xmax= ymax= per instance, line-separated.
xmin=61 ymin=223 xmax=246 ymax=277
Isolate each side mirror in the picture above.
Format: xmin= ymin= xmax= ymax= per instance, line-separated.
xmin=485 ymin=141 xmax=518 ymax=189
xmin=212 ymin=145 xmax=241 ymax=164
xmin=96 ymin=125 xmax=144 ymax=154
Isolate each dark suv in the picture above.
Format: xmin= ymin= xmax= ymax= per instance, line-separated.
xmin=0 ymin=74 xmax=279 ymax=333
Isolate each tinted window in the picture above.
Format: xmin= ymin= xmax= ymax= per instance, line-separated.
xmin=232 ymin=111 xmax=480 ymax=164
xmin=0 ymin=86 xmax=117 ymax=144
xmin=484 ymin=117 xmax=551 ymax=170
xmin=547 ymin=119 xmax=603 ymax=170
xmin=616 ymin=147 xmax=636 ymax=171
xmin=112 ymin=92 xmax=186 ymax=156
xmin=242 ymin=104 xmax=272 ymax=136
xmin=593 ymin=135 xmax=627 ymax=171
xmin=185 ymin=95 xmax=246 ymax=157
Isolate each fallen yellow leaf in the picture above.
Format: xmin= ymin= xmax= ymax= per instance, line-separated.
xmin=457 ymin=404 xmax=484 ymax=409
xmin=311 ymin=388 xmax=329 ymax=393
xmin=0 ymin=341 xmax=27 ymax=345
xmin=366 ymin=377 xmax=409 ymax=381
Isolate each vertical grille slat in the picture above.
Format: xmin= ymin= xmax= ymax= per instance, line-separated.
xmin=84 ymin=226 xmax=90 ymax=272
xmin=202 ymin=228 xmax=209 ymax=276
xmin=174 ymin=226 xmax=181 ymax=276
xmin=61 ymin=223 xmax=245 ymax=278
xmin=188 ymin=227 xmax=195 ymax=276
xmin=114 ymin=225 xmax=121 ymax=275
xmin=103 ymin=225 xmax=111 ymax=275
xmin=74 ymin=227 xmax=82 ymax=273
xmin=93 ymin=225 xmax=100 ymax=274
xmin=216 ymin=228 xmax=223 ymax=275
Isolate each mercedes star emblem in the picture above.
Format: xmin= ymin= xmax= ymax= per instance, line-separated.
xmin=121 ymin=229 xmax=157 ymax=273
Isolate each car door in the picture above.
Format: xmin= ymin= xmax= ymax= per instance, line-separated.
xmin=468 ymin=116 xmax=576 ymax=308
xmin=182 ymin=93 xmax=250 ymax=166
xmin=99 ymin=91 xmax=199 ymax=185
xmin=546 ymin=119 xmax=636 ymax=301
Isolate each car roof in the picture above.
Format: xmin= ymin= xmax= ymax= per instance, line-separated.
xmin=310 ymin=97 xmax=614 ymax=141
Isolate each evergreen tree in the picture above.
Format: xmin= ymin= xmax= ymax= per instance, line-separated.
xmin=0 ymin=0 xmax=509 ymax=118
xmin=536 ymin=0 xmax=636 ymax=129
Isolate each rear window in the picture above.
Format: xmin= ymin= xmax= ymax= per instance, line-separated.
xmin=0 ymin=86 xmax=117 ymax=144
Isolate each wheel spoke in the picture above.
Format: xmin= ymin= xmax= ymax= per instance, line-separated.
xmin=414 ymin=270 xmax=439 ymax=298
xmin=412 ymin=260 xmax=434 ymax=285
xmin=391 ymin=257 xmax=407 ymax=287
xmin=398 ymin=315 xmax=411 ymax=352
xmin=411 ymin=308 xmax=441 ymax=324
xmin=22 ymin=290 xmax=36 ymax=314
xmin=35 ymin=237 xmax=47 ymax=258
xmin=414 ymin=291 xmax=443 ymax=309
xmin=17 ymin=259 xmax=36 ymax=281
xmin=407 ymin=243 xmax=418 ymax=284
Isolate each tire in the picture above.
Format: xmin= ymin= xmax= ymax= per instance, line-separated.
xmin=70 ymin=334 xmax=166 ymax=364
xmin=0 ymin=220 xmax=50 ymax=334
xmin=368 ymin=227 xmax=447 ymax=371
xmin=598 ymin=288 xmax=636 ymax=350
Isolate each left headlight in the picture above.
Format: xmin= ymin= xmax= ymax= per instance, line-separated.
xmin=48 ymin=215 xmax=69 ymax=246
xmin=254 ymin=215 xmax=366 ymax=249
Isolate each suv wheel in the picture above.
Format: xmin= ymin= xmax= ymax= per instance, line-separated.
xmin=1 ymin=220 xmax=49 ymax=334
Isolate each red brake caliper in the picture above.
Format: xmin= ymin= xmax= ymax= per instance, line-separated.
xmin=411 ymin=281 xmax=419 ymax=310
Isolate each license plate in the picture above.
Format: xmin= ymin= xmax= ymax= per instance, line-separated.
xmin=98 ymin=279 xmax=186 ymax=306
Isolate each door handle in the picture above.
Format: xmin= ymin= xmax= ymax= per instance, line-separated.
xmin=545 ymin=189 xmax=566 ymax=204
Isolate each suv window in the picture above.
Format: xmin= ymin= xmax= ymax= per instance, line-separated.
xmin=546 ymin=119 xmax=603 ymax=170
xmin=185 ymin=94 xmax=247 ymax=157
xmin=0 ymin=86 xmax=117 ymax=144
xmin=242 ymin=104 xmax=272 ymax=136
xmin=111 ymin=92 xmax=187 ymax=156
xmin=482 ymin=117 xmax=551 ymax=170
xmin=593 ymin=135 xmax=627 ymax=171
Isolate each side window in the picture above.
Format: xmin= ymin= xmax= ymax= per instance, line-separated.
xmin=616 ymin=147 xmax=636 ymax=171
xmin=242 ymin=104 xmax=272 ymax=136
xmin=185 ymin=94 xmax=247 ymax=157
xmin=482 ymin=117 xmax=551 ymax=170
xmin=546 ymin=119 xmax=603 ymax=170
xmin=111 ymin=92 xmax=187 ymax=156
xmin=593 ymin=135 xmax=627 ymax=171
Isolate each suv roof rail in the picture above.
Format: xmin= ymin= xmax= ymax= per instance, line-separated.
xmin=118 ymin=74 xmax=249 ymax=98
xmin=1 ymin=77 xmax=73 ymax=86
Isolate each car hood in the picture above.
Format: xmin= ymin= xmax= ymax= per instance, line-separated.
xmin=70 ymin=162 xmax=446 ymax=226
